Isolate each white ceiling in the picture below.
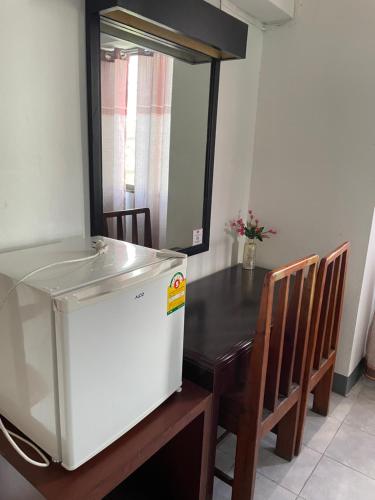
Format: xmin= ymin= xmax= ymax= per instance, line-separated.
xmin=224 ymin=0 xmax=294 ymax=23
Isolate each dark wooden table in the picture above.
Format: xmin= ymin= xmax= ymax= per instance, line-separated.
xmin=183 ymin=265 xmax=269 ymax=499
xmin=0 ymin=381 xmax=212 ymax=500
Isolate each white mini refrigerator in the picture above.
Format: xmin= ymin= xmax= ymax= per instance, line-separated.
xmin=0 ymin=237 xmax=187 ymax=470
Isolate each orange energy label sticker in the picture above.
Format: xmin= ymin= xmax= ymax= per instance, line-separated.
xmin=167 ymin=272 xmax=186 ymax=315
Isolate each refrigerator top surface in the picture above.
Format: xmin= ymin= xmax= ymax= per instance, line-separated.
xmin=0 ymin=237 xmax=181 ymax=296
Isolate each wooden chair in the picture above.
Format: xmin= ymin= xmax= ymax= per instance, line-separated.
xmin=215 ymin=254 xmax=318 ymax=500
xmin=103 ymin=208 xmax=153 ymax=248
xmin=295 ymin=242 xmax=349 ymax=455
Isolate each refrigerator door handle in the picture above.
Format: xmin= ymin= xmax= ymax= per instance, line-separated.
xmin=53 ymin=257 xmax=187 ymax=313
xmin=156 ymin=249 xmax=187 ymax=259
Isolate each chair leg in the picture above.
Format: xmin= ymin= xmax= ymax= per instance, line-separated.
xmin=295 ymin=385 xmax=309 ymax=456
xmin=231 ymin=424 xmax=260 ymax=500
xmin=275 ymin=402 xmax=299 ymax=461
xmin=312 ymin=364 xmax=334 ymax=416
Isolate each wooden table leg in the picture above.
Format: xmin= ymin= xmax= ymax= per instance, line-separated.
xmin=155 ymin=403 xmax=212 ymax=500
xmin=206 ymin=353 xmax=251 ymax=499
xmin=107 ymin=406 xmax=213 ymax=500
xmin=205 ymin=386 xmax=220 ymax=500
xmin=183 ymin=363 xmax=218 ymax=500
xmin=183 ymin=359 xmax=243 ymax=500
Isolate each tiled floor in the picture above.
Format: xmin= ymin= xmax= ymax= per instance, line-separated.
xmin=214 ymin=377 xmax=375 ymax=500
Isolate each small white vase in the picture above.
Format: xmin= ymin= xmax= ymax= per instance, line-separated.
xmin=243 ymin=239 xmax=256 ymax=270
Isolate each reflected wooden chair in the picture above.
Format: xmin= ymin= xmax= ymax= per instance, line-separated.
xmin=103 ymin=208 xmax=153 ymax=248
xmin=295 ymin=242 xmax=349 ymax=455
xmin=215 ymin=255 xmax=319 ymax=500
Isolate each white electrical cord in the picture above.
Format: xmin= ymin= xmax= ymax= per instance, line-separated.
xmin=0 ymin=422 xmax=50 ymax=467
xmin=0 ymin=239 xmax=108 ymax=467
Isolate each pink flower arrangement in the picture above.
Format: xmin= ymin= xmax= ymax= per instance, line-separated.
xmin=230 ymin=210 xmax=277 ymax=242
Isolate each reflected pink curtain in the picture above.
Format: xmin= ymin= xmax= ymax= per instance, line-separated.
xmin=101 ymin=49 xmax=128 ymax=214
xmin=135 ymin=53 xmax=173 ymax=249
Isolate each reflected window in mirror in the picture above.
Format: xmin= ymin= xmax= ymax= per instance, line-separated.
xmin=100 ymin=32 xmax=211 ymax=251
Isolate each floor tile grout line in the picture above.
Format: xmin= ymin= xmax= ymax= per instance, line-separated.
xmin=256 ymin=445 xmax=323 ymax=496
xmin=297 ymin=449 xmax=324 ymax=496
xmin=320 ymin=388 xmax=375 ymax=483
xmin=297 ymin=382 xmax=365 ymax=497
xmin=321 ymin=455 xmax=375 ymax=483
xmin=298 ymin=393 xmax=354 ymax=495
xmin=292 ymin=383 xmax=369 ymax=496
xmin=215 ymin=472 xmax=298 ymax=499
xmin=339 ymin=419 xmax=375 ymax=438
xmin=323 ymin=385 xmax=375 ymax=456
xmin=218 ymin=438 xmax=305 ymax=497
xmin=302 ymin=411 xmax=344 ymax=454
xmin=255 ymin=469 xmax=300 ymax=497
xmin=355 ymin=391 xmax=375 ymax=404
xmin=303 ymin=430 xmax=340 ymax=456
xmin=329 ymin=414 xmax=351 ymax=424
xmin=321 ymin=406 xmax=346 ymax=455
xmin=329 ymin=397 xmax=358 ymax=423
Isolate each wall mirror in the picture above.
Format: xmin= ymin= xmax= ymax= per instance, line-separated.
xmin=86 ymin=0 xmax=247 ymax=255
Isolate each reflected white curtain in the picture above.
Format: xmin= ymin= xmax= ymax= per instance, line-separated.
xmin=101 ymin=50 xmax=128 ymax=215
xmin=135 ymin=53 xmax=173 ymax=249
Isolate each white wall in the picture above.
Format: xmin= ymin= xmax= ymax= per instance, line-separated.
xmin=187 ymin=24 xmax=264 ymax=281
xmin=0 ymin=0 xmax=89 ymax=251
xmin=250 ymin=0 xmax=375 ymax=376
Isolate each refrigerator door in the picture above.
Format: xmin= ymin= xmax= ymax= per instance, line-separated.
xmin=54 ymin=258 xmax=187 ymax=470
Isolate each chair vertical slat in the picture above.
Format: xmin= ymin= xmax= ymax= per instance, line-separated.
xmin=144 ymin=208 xmax=153 ymax=248
xmin=264 ymin=277 xmax=290 ymax=412
xmin=323 ymin=256 xmax=341 ymax=358
xmin=313 ymin=263 xmax=333 ymax=369
xmin=241 ymin=277 xmax=274 ymax=416
xmin=331 ymin=251 xmax=348 ymax=350
xmin=117 ymin=215 xmax=124 ymax=240
xmin=302 ymin=262 xmax=327 ymax=383
xmin=103 ymin=216 xmax=109 ymax=237
xmin=132 ymin=214 xmax=139 ymax=244
xmin=293 ymin=265 xmax=317 ymax=385
xmin=279 ymin=270 xmax=304 ymax=396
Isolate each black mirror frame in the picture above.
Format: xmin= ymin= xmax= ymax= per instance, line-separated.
xmin=86 ymin=10 xmax=220 ymax=256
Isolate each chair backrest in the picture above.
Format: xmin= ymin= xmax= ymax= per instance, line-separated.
xmin=310 ymin=242 xmax=349 ymax=371
xmin=103 ymin=208 xmax=153 ymax=248
xmin=242 ymin=255 xmax=319 ymax=418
